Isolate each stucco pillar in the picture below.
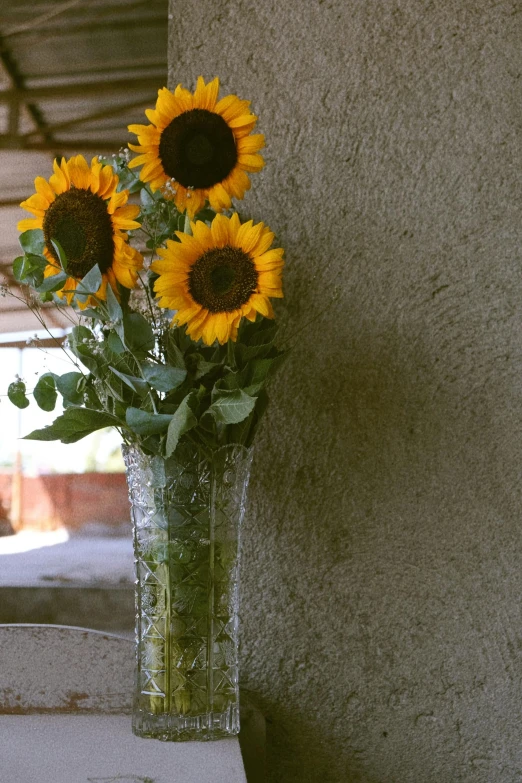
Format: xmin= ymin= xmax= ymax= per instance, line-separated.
xmin=168 ymin=2 xmax=522 ymax=781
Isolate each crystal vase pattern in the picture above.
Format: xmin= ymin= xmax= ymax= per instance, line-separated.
xmin=122 ymin=442 xmax=253 ymax=741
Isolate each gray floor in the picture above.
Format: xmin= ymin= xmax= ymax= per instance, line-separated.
xmin=0 ymin=530 xmax=134 ymax=587
xmin=0 ymin=531 xmax=135 ymax=633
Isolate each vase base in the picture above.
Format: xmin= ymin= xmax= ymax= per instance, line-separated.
xmin=132 ymin=704 xmax=240 ymax=742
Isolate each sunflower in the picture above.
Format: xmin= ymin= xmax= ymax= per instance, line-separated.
xmin=128 ymin=76 xmax=265 ymax=218
xmin=151 ymin=213 xmax=284 ymax=346
xmin=18 ymin=155 xmax=143 ymax=305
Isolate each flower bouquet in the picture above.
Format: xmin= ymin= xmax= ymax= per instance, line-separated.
xmin=7 ymin=77 xmax=285 ymax=741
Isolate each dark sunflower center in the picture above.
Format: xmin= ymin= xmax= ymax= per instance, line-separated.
xmin=42 ymin=188 xmax=114 ymax=278
xmin=188 ymin=246 xmax=258 ymax=312
xmin=158 ymin=108 xmax=237 ymax=189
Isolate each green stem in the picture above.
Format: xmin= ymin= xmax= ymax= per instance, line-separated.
xmin=207 ymin=454 xmax=216 ymax=716
xmin=165 ymin=493 xmax=172 ymax=714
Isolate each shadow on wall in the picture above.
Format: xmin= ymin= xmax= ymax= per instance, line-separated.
xmin=242 ymin=299 xmax=514 ymax=782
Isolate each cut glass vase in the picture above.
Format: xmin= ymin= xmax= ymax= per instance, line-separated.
xmin=122 ymin=441 xmax=253 ymax=741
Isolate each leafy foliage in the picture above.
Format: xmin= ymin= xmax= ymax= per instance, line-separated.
xmin=7 ymin=156 xmax=286 ymax=456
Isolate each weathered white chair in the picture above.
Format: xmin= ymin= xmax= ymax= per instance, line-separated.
xmin=0 ymin=624 xmax=265 ymax=783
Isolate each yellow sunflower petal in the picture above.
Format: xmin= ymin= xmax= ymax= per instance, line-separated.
xmin=67 ymin=155 xmax=92 ymax=190
xmin=98 ymin=165 xmax=118 ymax=198
xmin=214 ymin=95 xmax=252 ymax=123
xmin=237 ymin=134 xmax=265 ymax=154
xmin=255 ymin=248 xmax=285 ymax=270
xmin=191 ymin=219 xmax=213 ymax=247
xmin=34 ymin=176 xmax=55 ymax=205
xmin=19 ymin=193 xmax=48 ymax=214
xmin=210 ymin=213 xmax=230 ymax=246
xmin=213 ymin=313 xmax=232 ymax=345
xmin=224 ymin=168 xmax=251 ymax=200
xmin=258 ymin=271 xmax=284 ymax=296
xmin=238 ymin=153 xmax=265 ymax=173
xmin=184 ymin=190 xmax=206 ymax=217
xmin=107 ymin=191 xmax=128 ymax=213
xmin=251 ymin=227 xmax=276 ymax=257
xmin=17 ymin=217 xmax=42 ymax=232
xmin=208 ymin=182 xmax=232 ymax=212
xmin=227 ymin=212 xmax=241 ymax=241
xmin=236 ymin=220 xmax=263 ymax=254
xmin=112 ymin=260 xmax=138 ymax=289
xmin=249 ymin=293 xmax=275 ymax=318
xmin=49 ymin=158 xmax=69 ymax=195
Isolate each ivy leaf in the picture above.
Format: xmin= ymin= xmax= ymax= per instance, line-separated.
xmin=8 ymin=380 xmax=30 ymax=409
xmin=19 ymin=229 xmax=44 ymax=255
xmin=141 ymin=361 xmax=187 ymax=392
xmin=206 ymin=388 xmax=256 ymax=424
xmin=33 ymin=373 xmax=57 ymax=412
xmin=74 ymin=264 xmax=102 ymax=304
xmin=165 ymin=392 xmax=198 ymax=457
xmin=24 ymin=407 xmax=118 ymax=443
xmin=125 ymin=407 xmax=173 ymax=435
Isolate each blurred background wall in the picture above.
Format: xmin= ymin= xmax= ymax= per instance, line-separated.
xmin=169 ymin=1 xmax=522 ymax=781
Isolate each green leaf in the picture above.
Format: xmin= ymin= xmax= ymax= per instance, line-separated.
xmin=33 ymin=373 xmax=57 ymax=412
xmin=68 ymin=325 xmax=100 ymax=374
xmin=51 ymin=239 xmax=67 ymax=271
xmin=235 ymin=342 xmax=273 ymax=366
xmin=8 ymin=380 xmax=30 ymax=409
xmin=38 ymin=270 xmax=68 ymax=293
xmin=165 ymin=334 xmax=186 ymax=369
xmin=107 ymin=331 xmax=125 ymax=354
xmin=24 ymin=407 xmax=118 ymax=444
xmin=19 ymin=229 xmax=44 ymax=255
xmin=165 ymin=392 xmax=198 ymax=457
xmin=12 ymin=254 xmax=45 ymax=287
xmin=122 ymin=312 xmax=155 ymax=355
xmin=125 ymin=407 xmax=173 ymax=435
xmin=140 ymin=187 xmax=155 ymax=208
xmin=141 ymin=361 xmax=187 ymax=392
xmin=106 ymin=284 xmax=125 ymax=341
xmin=75 ymin=264 xmax=102 ymax=303
xmin=55 ymin=372 xmax=85 ymax=404
xmin=206 ymin=388 xmax=256 ymax=425
xmin=193 ymin=356 xmax=220 ymax=380
xmin=228 ymin=409 xmax=255 ymax=446
xmin=109 ymin=366 xmax=149 ymax=396
xmin=219 ymin=369 xmax=247 ymax=391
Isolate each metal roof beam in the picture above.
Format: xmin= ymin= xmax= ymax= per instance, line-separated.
xmin=0 ymin=76 xmax=161 ymax=102
xmin=0 ymin=136 xmax=127 ymax=151
xmin=6 ymin=13 xmax=166 ymax=39
xmin=22 ymin=97 xmax=152 ymax=139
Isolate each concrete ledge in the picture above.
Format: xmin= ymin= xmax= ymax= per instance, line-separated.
xmin=0 ymin=586 xmax=134 ymax=632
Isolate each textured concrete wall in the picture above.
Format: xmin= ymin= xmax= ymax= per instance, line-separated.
xmin=168 ymin=2 xmax=521 ymax=781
